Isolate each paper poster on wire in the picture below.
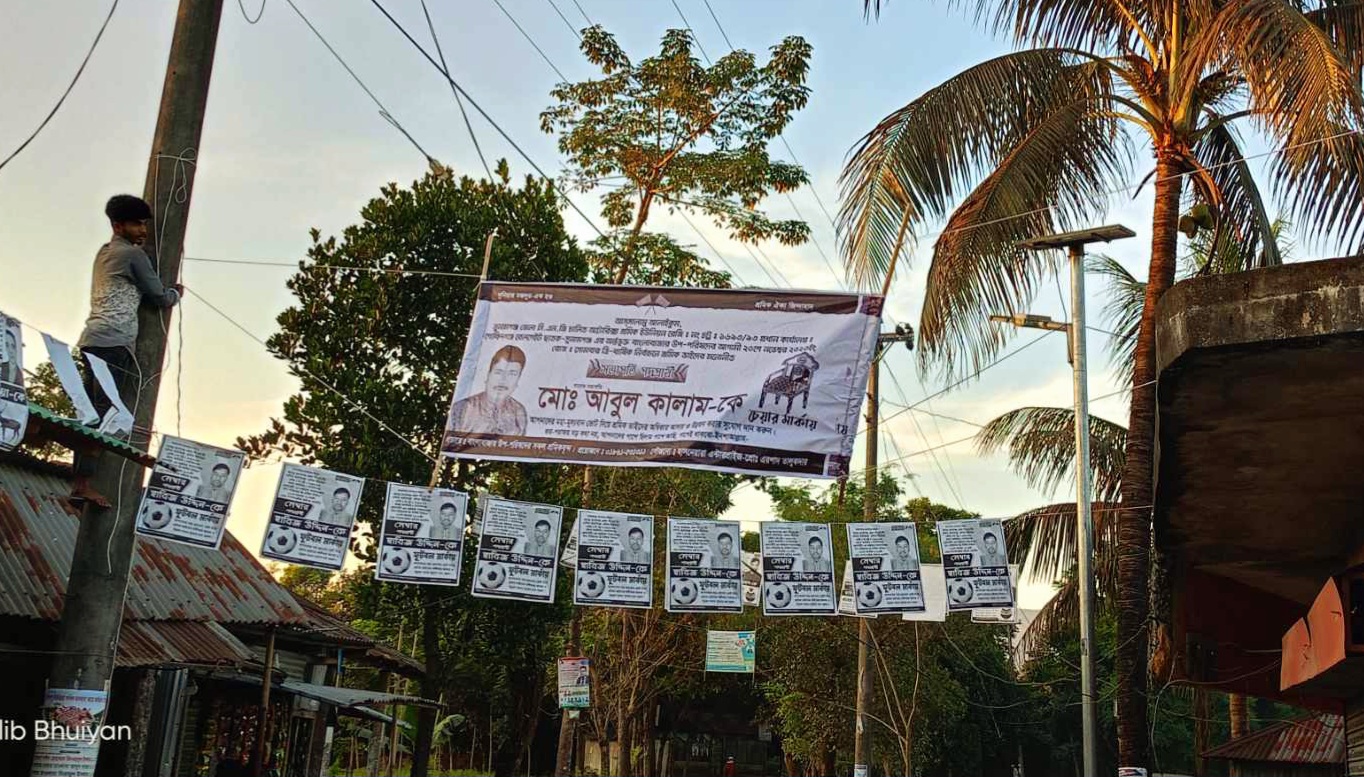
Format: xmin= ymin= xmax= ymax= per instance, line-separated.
xmin=260 ymin=464 xmax=364 ymax=571
xmin=846 ymin=522 xmax=926 ymax=615
xmin=971 ymin=565 xmax=1022 ymax=623
xmin=559 ymin=519 xmax=579 ymax=569
xmin=557 ymin=657 xmax=591 ymax=708
xmin=939 ymin=518 xmax=1014 ymax=610
xmin=901 ymin=564 xmax=948 ymax=623
xmin=135 ymin=436 xmax=244 ymax=549
xmin=839 ymin=562 xmax=875 ymax=618
xmin=440 ymin=283 xmax=884 ymax=478
xmin=573 ymin=510 xmax=654 ymax=609
xmin=705 ymin=630 xmax=756 ymax=673
xmin=741 ymin=550 xmax=762 ymax=608
xmin=0 ymin=313 xmax=27 ymax=452
xmin=472 ymin=496 xmax=563 ymax=604
xmin=375 ymin=484 xmax=468 ymax=586
xmin=29 ymin=687 xmax=109 ymax=777
xmin=666 ymin=518 xmax=743 ymax=613
xmin=760 ymin=522 xmax=836 ymax=615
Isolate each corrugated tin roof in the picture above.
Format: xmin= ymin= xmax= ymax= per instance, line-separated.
xmin=1204 ymin=713 xmax=1344 ymax=764
xmin=0 ymin=455 xmax=307 ymax=625
xmin=116 ymin=620 xmax=258 ymax=669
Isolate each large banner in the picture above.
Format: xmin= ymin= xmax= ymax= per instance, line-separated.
xmin=666 ymin=518 xmax=743 ymax=613
xmin=0 ymin=314 xmax=27 ymax=451
xmin=846 ymin=522 xmax=927 ymax=616
xmin=472 ymin=497 xmax=563 ymax=604
xmin=572 ymin=509 xmax=654 ymax=609
xmin=441 ymin=283 xmax=883 ymax=478
xmin=136 ymin=436 xmax=244 ymax=549
xmin=939 ymin=518 xmax=1014 ymax=610
xmin=760 ymin=522 xmax=836 ymax=615
xmin=260 ymin=464 xmax=364 ymax=571
xmin=376 ymin=484 xmax=468 ymax=586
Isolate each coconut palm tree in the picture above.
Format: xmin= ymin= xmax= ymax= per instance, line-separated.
xmin=840 ymin=2 xmax=1364 ymax=766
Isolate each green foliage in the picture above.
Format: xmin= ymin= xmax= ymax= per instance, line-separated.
xmin=543 ymin=24 xmax=814 ymax=281
xmin=22 ymin=359 xmax=76 ymax=463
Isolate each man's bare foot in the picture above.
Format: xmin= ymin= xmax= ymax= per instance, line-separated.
xmin=70 ymin=481 xmax=112 ymax=509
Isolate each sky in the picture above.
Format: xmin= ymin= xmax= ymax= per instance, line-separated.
xmin=0 ymin=0 xmax=1283 ymax=609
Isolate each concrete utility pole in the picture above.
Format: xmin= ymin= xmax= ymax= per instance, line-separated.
xmin=853 ymin=326 xmax=913 ymax=777
xmin=1010 ymin=224 xmax=1135 ymax=777
xmin=554 ymin=466 xmax=590 ymax=777
xmin=43 ymin=0 xmax=223 ymax=764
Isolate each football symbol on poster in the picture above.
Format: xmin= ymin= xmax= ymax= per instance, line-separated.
xmin=855 ymin=582 xmax=883 ymax=609
xmin=947 ymin=579 xmax=975 ymax=605
xmin=577 ymin=571 xmax=607 ymax=599
xmin=670 ymin=578 xmax=698 ymax=606
xmin=266 ymin=526 xmax=298 ymax=555
xmin=479 ymin=562 xmax=507 ymax=590
xmin=766 ymin=582 xmax=793 ymax=609
xmin=140 ymin=501 xmax=173 ymax=531
xmin=382 ymin=548 xmax=412 ymax=576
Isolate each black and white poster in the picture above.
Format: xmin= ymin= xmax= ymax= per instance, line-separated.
xmin=939 ymin=518 xmax=1014 ymax=610
xmin=760 ymin=522 xmax=836 ymax=615
xmin=260 ymin=464 xmax=364 ymax=571
xmin=971 ymin=565 xmax=1022 ymax=623
xmin=741 ymin=550 xmax=762 ymax=608
xmin=572 ymin=509 xmax=654 ymax=609
xmin=41 ymin=334 xmax=98 ymax=424
xmin=666 ymin=518 xmax=743 ymax=613
xmin=0 ymin=314 xmax=27 ymax=451
xmin=900 ymin=564 xmax=948 ymax=623
xmin=375 ymin=484 xmax=468 ymax=586
xmin=441 ymin=283 xmax=884 ymax=478
xmin=471 ymin=496 xmax=563 ymax=604
xmin=846 ymin=522 xmax=926 ymax=615
xmin=839 ymin=562 xmax=875 ymax=618
xmin=135 ymin=436 xmax=244 ymax=549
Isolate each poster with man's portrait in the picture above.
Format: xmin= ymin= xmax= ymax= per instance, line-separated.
xmin=760 ymin=522 xmax=836 ymax=616
xmin=666 ymin=518 xmax=743 ymax=613
xmin=572 ymin=509 xmax=653 ymax=609
xmin=845 ymin=522 xmax=926 ymax=615
xmin=260 ymin=464 xmax=365 ymax=571
xmin=471 ymin=496 xmax=563 ymax=604
xmin=136 ymin=436 xmax=244 ymax=550
xmin=0 ymin=314 xmax=27 ymax=452
xmin=938 ymin=518 xmax=1014 ymax=610
xmin=375 ymin=483 xmax=468 ymax=586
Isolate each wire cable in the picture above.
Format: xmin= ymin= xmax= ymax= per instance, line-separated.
xmin=420 ymin=0 xmax=493 ymax=181
xmin=545 ymin=0 xmax=582 ymax=39
xmin=0 ymin=0 xmax=119 ymax=175
xmin=238 ymin=0 xmax=266 ymax=24
xmin=183 ymin=256 xmax=484 ymax=278
xmin=490 ymin=0 xmax=569 ymax=82
xmin=668 ymin=0 xmax=711 ymax=63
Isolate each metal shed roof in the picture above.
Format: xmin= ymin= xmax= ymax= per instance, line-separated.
xmin=116 ymin=620 xmax=259 ymax=669
xmin=1203 ymin=713 xmax=1344 ymax=764
xmin=0 ymin=454 xmax=307 ymax=625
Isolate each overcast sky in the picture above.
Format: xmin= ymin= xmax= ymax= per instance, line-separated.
xmin=0 ymin=0 xmax=1301 ymax=607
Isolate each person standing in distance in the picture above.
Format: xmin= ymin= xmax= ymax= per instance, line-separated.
xmin=73 ymin=195 xmax=181 ymax=504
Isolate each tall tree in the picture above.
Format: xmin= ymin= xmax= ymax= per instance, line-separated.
xmin=841 ymin=3 xmax=1364 ymax=767
xmin=542 ymin=25 xmax=815 ymax=282
xmin=240 ymin=162 xmax=588 ymax=777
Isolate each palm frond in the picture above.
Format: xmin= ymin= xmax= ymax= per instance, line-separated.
xmin=916 ymin=94 xmax=1129 ymax=378
xmin=1304 ymin=0 xmax=1364 ymax=78
xmin=1006 ymin=501 xmax=1120 ymax=585
xmin=976 ymin=406 xmax=1127 ymax=503
xmin=957 ymin=0 xmax=1156 ymax=53
xmin=1088 ymin=255 xmax=1144 ymax=391
xmin=1016 ymin=575 xmax=1077 ymax=662
xmin=838 ymin=49 xmax=1113 ymax=293
xmin=1187 ymin=122 xmax=1283 ymax=270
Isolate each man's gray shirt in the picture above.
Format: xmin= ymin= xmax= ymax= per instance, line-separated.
xmin=78 ymin=236 xmax=180 ymax=350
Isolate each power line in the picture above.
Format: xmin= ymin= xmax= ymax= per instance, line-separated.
xmin=545 ymin=0 xmax=582 ymax=39
xmin=0 ymin=0 xmax=119 ymax=175
xmin=238 ymin=0 xmax=266 ymax=24
xmin=420 ymin=0 xmax=493 ymax=181
xmin=668 ymin=0 xmax=711 ymax=63
xmin=280 ymin=0 xmax=435 ymax=163
xmin=570 ymin=0 xmax=594 ymax=25
xmin=183 ymin=256 xmax=484 ymax=278
xmin=701 ymin=0 xmax=734 ymax=50
xmin=365 ymin=0 xmax=608 ymax=239
xmin=490 ymin=0 xmax=569 ymax=82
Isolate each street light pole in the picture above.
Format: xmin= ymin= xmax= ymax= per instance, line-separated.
xmin=1009 ymin=224 xmax=1134 ymax=777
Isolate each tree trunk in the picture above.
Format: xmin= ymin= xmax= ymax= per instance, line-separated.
xmin=1229 ymin=692 xmax=1248 ymax=737
xmin=411 ymin=586 xmax=442 ymax=777
xmin=1116 ymin=149 xmax=1184 ymax=770
xmin=613 ymin=190 xmax=656 ymax=283
xmin=821 ymin=746 xmax=836 ymax=777
xmin=1193 ymin=687 xmax=1210 ymax=777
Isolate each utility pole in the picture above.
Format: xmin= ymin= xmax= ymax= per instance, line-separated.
xmin=853 ymin=326 xmax=913 ymax=777
xmin=554 ymin=467 xmax=590 ymax=777
xmin=1009 ymin=224 xmax=1135 ymax=777
xmin=41 ymin=0 xmax=223 ymax=769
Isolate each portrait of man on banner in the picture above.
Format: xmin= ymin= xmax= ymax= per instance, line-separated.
xmin=449 ymin=345 xmax=529 ymax=436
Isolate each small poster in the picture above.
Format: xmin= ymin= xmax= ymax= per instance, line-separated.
xmin=260 ymin=463 xmax=364 ymax=571
xmin=29 ymin=687 xmax=108 ymax=777
xmin=559 ymin=519 xmax=579 ymax=569
xmin=471 ymin=496 xmax=563 ymax=604
xmin=41 ymin=335 xmax=98 ymax=424
xmin=705 ymin=630 xmax=756 ymax=673
xmin=839 ymin=562 xmax=875 ymax=618
xmin=375 ymin=484 xmax=468 ymax=586
xmin=900 ymin=564 xmax=948 ymax=623
xmin=846 ymin=522 xmax=926 ymax=615
xmin=666 ymin=518 xmax=743 ymax=613
xmin=971 ymin=565 xmax=1022 ymax=623
xmin=136 ymin=436 xmax=245 ymax=549
xmin=0 ymin=314 xmax=27 ymax=451
xmin=557 ymin=657 xmax=591 ymax=708
xmin=573 ymin=510 xmax=654 ymax=609
xmin=741 ymin=550 xmax=762 ymax=608
xmin=760 ymin=522 xmax=836 ymax=615
xmin=939 ymin=518 xmax=1014 ymax=610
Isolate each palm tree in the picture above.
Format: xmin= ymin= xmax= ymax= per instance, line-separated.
xmin=840 ymin=2 xmax=1364 ymax=766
